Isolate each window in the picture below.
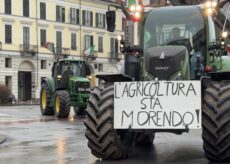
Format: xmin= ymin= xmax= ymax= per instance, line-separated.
xmin=122 ymin=18 xmax=127 ymax=31
xmin=41 ymin=60 xmax=47 ymax=69
xmin=70 ymin=8 xmax=79 ymax=24
xmin=5 ymin=58 xmax=12 ymax=68
xmin=56 ymin=31 xmax=62 ymax=54
xmin=98 ymin=36 xmax=103 ymax=52
xmin=5 ymin=25 xmax=12 ymax=44
xmin=82 ymin=10 xmax=93 ymax=26
xmin=40 ymin=29 xmax=46 ymax=46
xmin=41 ymin=77 xmax=46 ymax=82
xmin=23 ymin=0 xmax=29 ymax=17
xmin=56 ymin=5 xmax=65 ymax=22
xmin=98 ymin=63 xmax=103 ymax=72
xmin=40 ymin=2 xmax=46 ymax=20
xmin=110 ymin=38 xmax=118 ymax=59
xmin=5 ymin=76 xmax=12 ymax=90
xmin=71 ymin=33 xmax=77 ymax=50
xmin=5 ymin=0 xmax=11 ymax=14
xmin=23 ymin=27 xmax=30 ymax=49
xmin=84 ymin=35 xmax=93 ymax=50
xmin=96 ymin=13 xmax=105 ymax=28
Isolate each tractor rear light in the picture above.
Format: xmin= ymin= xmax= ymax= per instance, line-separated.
xmin=227 ymin=45 xmax=230 ymax=54
xmin=205 ymin=65 xmax=212 ymax=73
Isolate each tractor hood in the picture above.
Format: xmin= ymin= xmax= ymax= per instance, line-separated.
xmin=145 ymin=46 xmax=187 ymax=80
xmin=69 ymin=76 xmax=90 ymax=94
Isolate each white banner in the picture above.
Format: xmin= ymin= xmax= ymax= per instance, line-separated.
xmin=114 ymin=81 xmax=201 ymax=129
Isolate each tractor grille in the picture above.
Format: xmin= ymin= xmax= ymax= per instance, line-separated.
xmin=145 ymin=46 xmax=186 ymax=80
xmin=75 ymin=82 xmax=90 ymax=94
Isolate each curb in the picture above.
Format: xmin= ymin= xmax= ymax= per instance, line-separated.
xmin=0 ymin=134 xmax=6 ymax=144
xmin=0 ymin=103 xmax=39 ymax=106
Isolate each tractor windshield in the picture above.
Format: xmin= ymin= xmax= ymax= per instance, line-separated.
xmin=144 ymin=6 xmax=206 ymax=54
xmin=61 ymin=61 xmax=88 ymax=78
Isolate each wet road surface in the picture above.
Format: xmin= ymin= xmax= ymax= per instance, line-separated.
xmin=0 ymin=105 xmax=211 ymax=164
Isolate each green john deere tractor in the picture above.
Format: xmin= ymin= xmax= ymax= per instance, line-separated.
xmin=40 ymin=58 xmax=91 ymax=118
xmin=84 ymin=1 xmax=230 ymax=162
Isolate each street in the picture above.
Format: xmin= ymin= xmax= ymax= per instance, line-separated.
xmin=0 ymin=105 xmax=210 ymax=164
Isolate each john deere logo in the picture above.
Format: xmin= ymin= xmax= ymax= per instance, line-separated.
xmin=160 ymin=52 xmax=165 ymax=59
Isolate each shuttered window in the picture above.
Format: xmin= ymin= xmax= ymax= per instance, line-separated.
xmin=70 ymin=8 xmax=79 ymax=24
xmin=56 ymin=31 xmax=62 ymax=54
xmin=96 ymin=13 xmax=105 ymax=28
xmin=98 ymin=36 xmax=103 ymax=52
xmin=85 ymin=35 xmax=93 ymax=50
xmin=40 ymin=29 xmax=46 ymax=46
xmin=23 ymin=0 xmax=29 ymax=17
xmin=56 ymin=5 xmax=65 ymax=22
xmin=23 ymin=27 xmax=30 ymax=49
xmin=82 ymin=10 xmax=93 ymax=26
xmin=71 ymin=33 xmax=77 ymax=50
xmin=110 ymin=38 xmax=118 ymax=58
xmin=40 ymin=2 xmax=46 ymax=20
xmin=5 ymin=0 xmax=11 ymax=14
xmin=5 ymin=25 xmax=12 ymax=44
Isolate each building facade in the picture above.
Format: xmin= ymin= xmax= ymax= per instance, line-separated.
xmin=0 ymin=0 xmax=124 ymax=101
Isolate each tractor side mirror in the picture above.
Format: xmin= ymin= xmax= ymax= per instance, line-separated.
xmin=106 ymin=11 xmax=116 ymax=32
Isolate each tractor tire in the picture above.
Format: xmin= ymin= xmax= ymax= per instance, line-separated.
xmin=74 ymin=107 xmax=86 ymax=116
xmin=84 ymin=84 xmax=135 ymax=160
xmin=136 ymin=132 xmax=155 ymax=146
xmin=54 ymin=90 xmax=70 ymax=118
xmin=40 ymin=83 xmax=54 ymax=115
xmin=202 ymin=82 xmax=230 ymax=162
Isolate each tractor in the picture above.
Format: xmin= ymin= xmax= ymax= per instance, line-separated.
xmin=84 ymin=0 xmax=230 ymax=162
xmin=40 ymin=58 xmax=91 ymax=118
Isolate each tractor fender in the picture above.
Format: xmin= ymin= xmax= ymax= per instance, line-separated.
xmin=96 ymin=74 xmax=133 ymax=83
xmin=41 ymin=77 xmax=55 ymax=94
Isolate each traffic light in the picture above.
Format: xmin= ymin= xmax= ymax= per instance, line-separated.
xmin=106 ymin=10 xmax=116 ymax=32
xmin=127 ymin=0 xmax=144 ymax=22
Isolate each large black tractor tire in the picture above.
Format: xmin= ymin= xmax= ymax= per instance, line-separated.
xmin=202 ymin=82 xmax=230 ymax=162
xmin=84 ymin=84 xmax=135 ymax=160
xmin=54 ymin=90 xmax=70 ymax=118
xmin=136 ymin=132 xmax=155 ymax=146
xmin=40 ymin=83 xmax=54 ymax=115
xmin=74 ymin=107 xmax=86 ymax=116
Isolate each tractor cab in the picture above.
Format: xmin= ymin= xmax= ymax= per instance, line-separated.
xmin=52 ymin=59 xmax=91 ymax=89
xmin=143 ymin=6 xmax=207 ymax=80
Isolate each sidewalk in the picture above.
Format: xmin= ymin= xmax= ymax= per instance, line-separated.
xmin=1 ymin=100 xmax=39 ymax=106
xmin=0 ymin=134 xmax=6 ymax=144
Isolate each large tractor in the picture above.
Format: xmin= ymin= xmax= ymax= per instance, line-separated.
xmin=84 ymin=0 xmax=230 ymax=162
xmin=40 ymin=58 xmax=91 ymax=118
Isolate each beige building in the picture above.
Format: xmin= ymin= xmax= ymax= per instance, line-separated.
xmin=0 ymin=0 xmax=124 ymax=101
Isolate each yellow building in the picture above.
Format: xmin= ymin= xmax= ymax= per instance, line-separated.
xmin=0 ymin=0 xmax=124 ymax=101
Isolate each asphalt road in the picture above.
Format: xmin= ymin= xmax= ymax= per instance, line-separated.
xmin=0 ymin=105 xmax=212 ymax=164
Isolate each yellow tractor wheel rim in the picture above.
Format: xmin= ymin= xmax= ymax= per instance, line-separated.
xmin=41 ymin=88 xmax=47 ymax=110
xmin=55 ymin=96 xmax=60 ymax=114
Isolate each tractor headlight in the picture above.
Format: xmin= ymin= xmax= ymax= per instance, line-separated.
xmin=57 ymin=75 xmax=62 ymax=80
xmin=87 ymin=75 xmax=92 ymax=81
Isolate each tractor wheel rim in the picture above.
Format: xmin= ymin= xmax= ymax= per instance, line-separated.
xmin=41 ymin=89 xmax=47 ymax=110
xmin=55 ymin=96 xmax=60 ymax=114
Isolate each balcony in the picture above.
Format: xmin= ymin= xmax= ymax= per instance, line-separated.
xmin=55 ymin=47 xmax=70 ymax=58
xmin=108 ymin=53 xmax=122 ymax=63
xmin=20 ymin=44 xmax=38 ymax=57
xmin=83 ymin=51 xmax=97 ymax=61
